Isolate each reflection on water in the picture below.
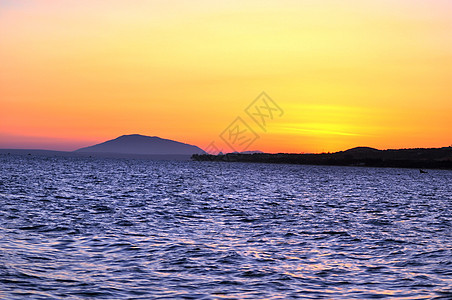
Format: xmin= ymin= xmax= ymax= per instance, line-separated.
xmin=0 ymin=154 xmax=451 ymax=299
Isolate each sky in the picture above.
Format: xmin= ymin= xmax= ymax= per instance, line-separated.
xmin=1 ymin=0 xmax=451 ymax=153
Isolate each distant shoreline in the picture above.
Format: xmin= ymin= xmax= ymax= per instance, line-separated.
xmin=2 ymin=147 xmax=452 ymax=169
xmin=0 ymin=149 xmax=192 ymax=161
xmin=192 ymin=147 xmax=452 ymax=170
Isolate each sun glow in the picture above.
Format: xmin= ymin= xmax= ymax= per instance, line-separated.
xmin=1 ymin=0 xmax=451 ymax=152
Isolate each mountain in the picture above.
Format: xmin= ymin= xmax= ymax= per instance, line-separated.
xmin=342 ymin=147 xmax=380 ymax=154
xmin=74 ymin=134 xmax=205 ymax=155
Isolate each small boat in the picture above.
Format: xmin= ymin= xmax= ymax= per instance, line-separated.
xmin=419 ymin=169 xmax=428 ymax=174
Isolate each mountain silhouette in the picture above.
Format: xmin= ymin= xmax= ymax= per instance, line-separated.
xmin=342 ymin=147 xmax=380 ymax=154
xmin=74 ymin=134 xmax=205 ymax=155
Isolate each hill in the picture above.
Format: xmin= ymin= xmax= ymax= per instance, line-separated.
xmin=75 ymin=134 xmax=205 ymax=155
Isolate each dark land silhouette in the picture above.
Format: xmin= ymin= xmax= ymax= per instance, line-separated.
xmin=192 ymin=146 xmax=452 ymax=170
xmin=75 ymin=134 xmax=205 ymax=155
xmin=0 ymin=134 xmax=205 ymax=160
xmin=2 ymin=136 xmax=452 ymax=169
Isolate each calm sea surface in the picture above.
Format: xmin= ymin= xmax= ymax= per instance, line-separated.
xmin=0 ymin=154 xmax=451 ymax=299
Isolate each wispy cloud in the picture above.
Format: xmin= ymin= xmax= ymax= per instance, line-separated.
xmin=275 ymin=123 xmax=365 ymax=137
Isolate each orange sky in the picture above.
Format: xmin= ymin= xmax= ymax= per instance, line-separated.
xmin=1 ymin=0 xmax=451 ymax=153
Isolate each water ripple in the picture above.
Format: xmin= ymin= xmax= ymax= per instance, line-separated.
xmin=0 ymin=154 xmax=451 ymax=299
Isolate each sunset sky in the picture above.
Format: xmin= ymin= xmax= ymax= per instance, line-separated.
xmin=1 ymin=0 xmax=451 ymax=153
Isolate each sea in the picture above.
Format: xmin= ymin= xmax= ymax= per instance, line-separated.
xmin=0 ymin=154 xmax=451 ymax=299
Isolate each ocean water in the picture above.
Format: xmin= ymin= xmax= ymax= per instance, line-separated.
xmin=0 ymin=154 xmax=451 ymax=299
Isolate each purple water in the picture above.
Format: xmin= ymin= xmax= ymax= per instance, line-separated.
xmin=0 ymin=154 xmax=451 ymax=299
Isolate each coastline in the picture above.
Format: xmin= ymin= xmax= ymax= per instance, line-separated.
xmin=192 ymin=147 xmax=452 ymax=170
